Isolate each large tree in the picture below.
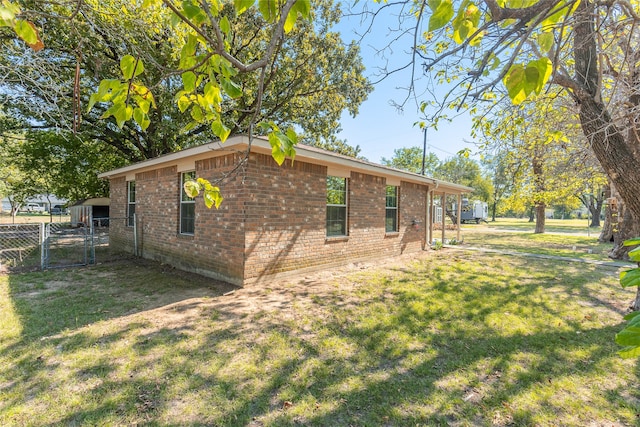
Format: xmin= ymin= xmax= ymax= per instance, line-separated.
xmin=1 ymin=0 xmax=369 ymax=164
xmin=380 ymin=146 xmax=440 ymax=175
xmin=357 ymin=0 xmax=640 ymax=254
xmin=434 ymin=156 xmax=492 ymax=203
xmin=380 ymin=146 xmax=492 ymax=202
xmin=476 ymin=95 xmax=608 ymax=233
xmin=480 ymin=151 xmax=514 ymax=222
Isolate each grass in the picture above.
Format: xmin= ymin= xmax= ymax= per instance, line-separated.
xmin=476 ymin=217 xmax=599 ymax=234
xmin=448 ymin=218 xmax=628 ymax=264
xmin=1 ymin=249 xmax=640 ymax=425
xmin=0 ymin=212 xmax=70 ymax=224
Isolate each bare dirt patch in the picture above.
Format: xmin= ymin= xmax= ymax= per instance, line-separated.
xmin=91 ymin=251 xmax=436 ymax=337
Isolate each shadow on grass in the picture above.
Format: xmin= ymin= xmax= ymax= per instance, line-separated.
xmin=6 ymin=257 xmax=236 ymax=340
xmin=2 ymin=254 xmax=639 ymax=425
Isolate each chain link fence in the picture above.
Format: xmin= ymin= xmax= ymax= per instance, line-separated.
xmin=0 ymin=213 xmax=134 ymax=272
xmin=0 ymin=223 xmax=44 ymax=271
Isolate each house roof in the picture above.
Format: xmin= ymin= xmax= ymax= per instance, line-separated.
xmin=70 ymin=197 xmax=110 ymax=207
xmin=98 ymin=135 xmax=474 ymax=194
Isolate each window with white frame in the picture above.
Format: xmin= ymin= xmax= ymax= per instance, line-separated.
xmin=127 ymin=181 xmax=136 ymax=227
xmin=385 ymin=185 xmax=398 ymax=232
xmin=326 ymin=176 xmax=348 ymax=237
xmin=180 ymin=171 xmax=196 ymax=235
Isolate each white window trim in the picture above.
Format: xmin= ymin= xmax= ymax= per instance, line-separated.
xmin=127 ymin=181 xmax=135 ymax=227
xmin=385 ymin=185 xmax=399 ymax=233
xmin=180 ymin=171 xmax=196 ymax=235
xmin=326 ymin=176 xmax=349 ymax=237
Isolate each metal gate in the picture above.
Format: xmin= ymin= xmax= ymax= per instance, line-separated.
xmin=0 ymin=223 xmax=44 ymax=270
xmin=43 ymin=221 xmax=94 ymax=268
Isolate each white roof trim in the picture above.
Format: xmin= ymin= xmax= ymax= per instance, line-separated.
xmin=98 ymin=135 xmax=474 ymax=194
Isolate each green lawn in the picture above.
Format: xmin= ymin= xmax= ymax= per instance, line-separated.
xmin=451 ymin=218 xmax=627 ymax=264
xmin=1 ymin=250 xmax=639 ymax=425
xmin=476 ymin=217 xmax=599 ymax=234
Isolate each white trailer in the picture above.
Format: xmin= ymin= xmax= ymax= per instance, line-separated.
xmin=459 ymin=200 xmax=488 ymax=224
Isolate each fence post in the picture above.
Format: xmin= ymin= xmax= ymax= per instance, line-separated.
xmin=39 ymin=222 xmax=46 ymax=270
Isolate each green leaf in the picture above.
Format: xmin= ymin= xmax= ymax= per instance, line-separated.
xmin=629 ymin=246 xmax=640 ymax=262
xmin=453 ymin=19 xmax=473 ymax=44
xmin=624 ymin=311 xmax=640 ymax=321
xmin=616 ymin=326 xmax=640 ymax=347
xmin=203 ymin=187 xmax=223 ymax=209
xmin=203 ymin=82 xmax=222 ymax=108
xmin=429 ymin=0 xmax=454 ymax=32
xmin=190 ymin=104 xmax=204 ymax=121
xmin=538 ymin=32 xmax=554 ymax=53
xmin=183 ymin=179 xmax=201 ymax=198
xmin=182 ymin=71 xmax=197 ymax=92
xmin=503 ymin=64 xmax=526 ymax=105
xmin=179 ymin=35 xmax=198 ymax=70
xmin=88 ymin=79 xmax=121 ymax=111
xmin=257 ymin=121 xmax=273 ymax=133
xmin=283 ymin=0 xmax=311 ymax=32
xmin=623 ymin=237 xmax=640 ymax=247
xmin=177 ymin=94 xmax=191 ymax=113
xmin=182 ymin=0 xmax=207 ymax=25
xmin=523 ymin=65 xmax=539 ymax=96
xmin=284 ymin=6 xmax=297 ymax=33
xmin=14 ymin=19 xmax=38 ymax=45
xmin=270 ymin=140 xmax=286 ymax=166
xmin=618 ymin=345 xmax=640 ymax=359
xmin=285 ymin=128 xmax=297 ymax=163
xmin=87 ymin=93 xmax=100 ymax=112
xmin=626 ymin=312 xmax=640 ymax=329
xmin=258 ymin=0 xmax=277 ymax=22
xmin=294 ymin=0 xmax=311 ymax=18
xmin=102 ymin=104 xmax=133 ymax=128
xmin=528 ymin=57 xmax=552 ymax=94
xmin=234 ymin=0 xmax=254 ymax=15
xmin=0 ymin=2 xmax=18 ymax=27
xmin=220 ymin=77 xmax=242 ymax=99
xmin=133 ymin=107 xmax=150 ymax=131
xmin=138 ymin=99 xmax=151 ymax=114
xmin=211 ymin=119 xmax=230 ymax=141
xmin=620 ymin=268 xmax=640 ymax=288
xmin=120 ymin=55 xmax=144 ymax=80
xmin=219 ymin=16 xmax=231 ymax=35
xmin=268 ymin=130 xmax=297 ymax=166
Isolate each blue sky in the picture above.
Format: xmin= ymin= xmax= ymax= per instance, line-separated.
xmin=334 ymin=4 xmax=478 ymax=163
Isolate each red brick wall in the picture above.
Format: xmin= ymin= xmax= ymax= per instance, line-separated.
xmin=108 ymin=176 xmax=134 ymax=252
xmin=399 ymin=181 xmax=428 ymax=253
xmin=108 ymin=151 xmax=429 ymax=286
xmin=242 ymin=154 xmax=428 ymax=283
xmin=243 ymin=153 xmax=328 ymax=281
xmin=108 ymin=155 xmax=248 ymax=285
xmin=192 ymin=153 xmax=246 ymax=283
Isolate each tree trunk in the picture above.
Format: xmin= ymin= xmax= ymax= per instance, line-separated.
xmin=573 ymin=1 xmax=640 ymax=232
xmin=491 ymin=201 xmax=497 ymax=221
xmin=588 ymin=197 xmax=602 ymax=227
xmin=528 ymin=206 xmax=535 ymax=223
xmin=534 ymin=203 xmax=546 ymax=234
xmin=609 ymin=202 xmax=640 ymax=260
xmin=599 ymin=183 xmax=613 ymax=243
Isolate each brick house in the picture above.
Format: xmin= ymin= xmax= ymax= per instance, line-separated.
xmin=98 ymin=135 xmax=472 ymax=286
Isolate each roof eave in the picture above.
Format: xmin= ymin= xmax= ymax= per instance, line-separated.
xmin=98 ymin=135 xmax=472 ymax=194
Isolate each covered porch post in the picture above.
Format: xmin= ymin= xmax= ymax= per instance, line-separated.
xmin=457 ymin=193 xmax=462 ymax=242
xmin=427 ymin=188 xmax=433 ymax=247
xmin=441 ymin=191 xmax=446 ymax=243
